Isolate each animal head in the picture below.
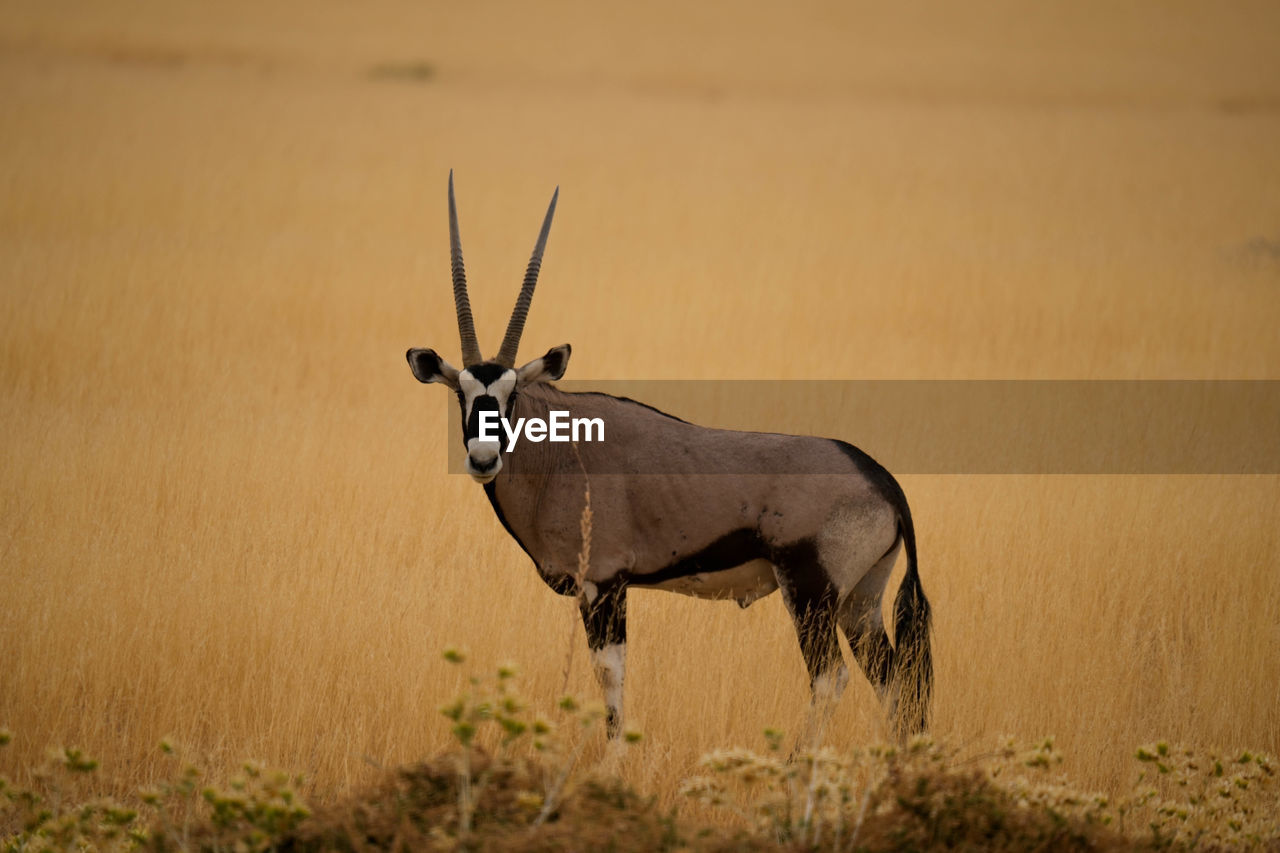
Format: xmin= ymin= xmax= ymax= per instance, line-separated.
xmin=407 ymin=172 xmax=571 ymax=483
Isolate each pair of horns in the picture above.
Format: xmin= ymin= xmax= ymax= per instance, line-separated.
xmin=449 ymin=171 xmax=559 ymax=368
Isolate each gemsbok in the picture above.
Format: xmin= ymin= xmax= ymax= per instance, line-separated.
xmin=406 ymin=173 xmax=932 ymax=744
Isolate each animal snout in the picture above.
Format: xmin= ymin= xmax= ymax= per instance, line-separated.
xmin=465 ymin=438 xmax=502 ymax=482
xmin=469 ymin=454 xmax=498 ymax=474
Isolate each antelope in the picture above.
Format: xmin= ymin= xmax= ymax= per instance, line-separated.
xmin=406 ymin=174 xmax=932 ymax=744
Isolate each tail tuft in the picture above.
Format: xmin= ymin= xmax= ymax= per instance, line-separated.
xmin=891 ymin=519 xmax=933 ymax=739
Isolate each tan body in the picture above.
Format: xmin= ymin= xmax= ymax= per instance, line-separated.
xmin=492 ymin=383 xmax=898 ymax=602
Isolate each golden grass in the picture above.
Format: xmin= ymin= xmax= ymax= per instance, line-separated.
xmin=2 ymin=0 xmax=1278 ymax=818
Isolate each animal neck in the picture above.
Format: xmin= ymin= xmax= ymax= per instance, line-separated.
xmin=484 ymin=383 xmax=588 ymax=558
xmin=495 ymin=383 xmax=582 ymax=478
xmin=511 ymin=382 xmax=560 ymax=423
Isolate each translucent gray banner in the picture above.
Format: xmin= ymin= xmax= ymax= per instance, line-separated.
xmin=444 ymin=381 xmax=1280 ymax=475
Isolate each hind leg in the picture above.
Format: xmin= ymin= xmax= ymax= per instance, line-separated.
xmin=837 ymin=542 xmax=901 ymax=718
xmin=774 ymin=549 xmax=848 ymax=750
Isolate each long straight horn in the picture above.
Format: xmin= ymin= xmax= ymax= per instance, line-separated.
xmin=494 ymin=187 xmax=558 ymax=368
xmin=449 ymin=171 xmax=483 ymax=366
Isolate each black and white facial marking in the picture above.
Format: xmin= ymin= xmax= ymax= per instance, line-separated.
xmin=457 ymin=363 xmax=517 ymax=483
xmin=406 ymin=344 xmax=572 ymax=485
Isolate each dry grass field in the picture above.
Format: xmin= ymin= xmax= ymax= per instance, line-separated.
xmin=2 ymin=0 xmax=1278 ymax=827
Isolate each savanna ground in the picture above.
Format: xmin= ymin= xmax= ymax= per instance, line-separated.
xmin=2 ymin=0 xmax=1279 ymax=847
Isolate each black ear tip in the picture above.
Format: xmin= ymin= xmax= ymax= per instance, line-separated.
xmin=544 ymin=344 xmax=571 ymax=379
xmin=408 ymin=347 xmax=441 ymax=377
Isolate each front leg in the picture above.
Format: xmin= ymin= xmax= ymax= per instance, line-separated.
xmin=579 ymin=581 xmax=627 ymax=738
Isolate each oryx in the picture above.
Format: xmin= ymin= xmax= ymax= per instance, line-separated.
xmin=407 ymin=173 xmax=932 ymax=743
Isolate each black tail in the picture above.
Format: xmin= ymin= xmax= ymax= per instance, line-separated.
xmin=891 ymin=507 xmax=933 ymax=738
xmin=828 ymin=439 xmax=933 ymax=737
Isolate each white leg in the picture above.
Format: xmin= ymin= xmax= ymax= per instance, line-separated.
xmin=590 ymin=641 xmax=626 ymax=737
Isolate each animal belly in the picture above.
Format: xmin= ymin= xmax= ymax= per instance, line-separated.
xmin=647 ymin=559 xmax=778 ymax=608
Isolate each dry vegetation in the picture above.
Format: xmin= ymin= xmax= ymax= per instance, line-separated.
xmin=1 ymin=0 xmax=1278 ymax=847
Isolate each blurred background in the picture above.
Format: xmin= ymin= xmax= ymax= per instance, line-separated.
xmin=1 ymin=0 xmax=1277 ymax=806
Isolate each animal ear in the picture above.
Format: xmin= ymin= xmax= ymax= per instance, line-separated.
xmin=406 ymin=348 xmax=460 ymax=389
xmin=517 ymin=344 xmax=571 ymax=385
